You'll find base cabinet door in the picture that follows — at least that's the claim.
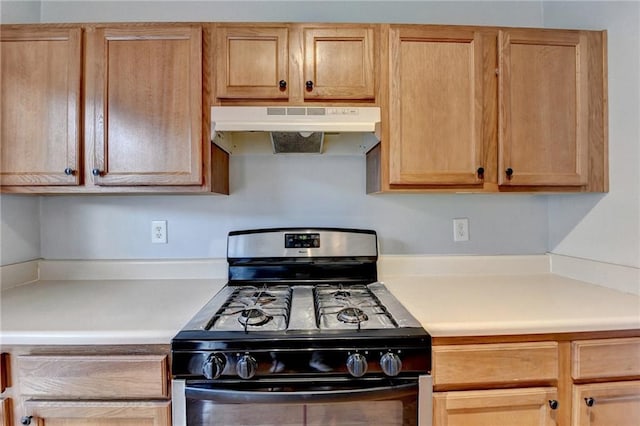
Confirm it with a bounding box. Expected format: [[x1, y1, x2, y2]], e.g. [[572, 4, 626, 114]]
[[572, 381, 640, 426], [22, 400, 171, 426], [433, 387, 558, 426]]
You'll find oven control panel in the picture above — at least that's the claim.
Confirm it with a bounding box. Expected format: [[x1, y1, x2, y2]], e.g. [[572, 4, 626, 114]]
[[285, 233, 320, 248], [173, 345, 430, 381]]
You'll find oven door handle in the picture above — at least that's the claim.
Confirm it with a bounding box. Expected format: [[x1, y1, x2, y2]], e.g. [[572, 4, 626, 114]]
[[185, 382, 418, 404]]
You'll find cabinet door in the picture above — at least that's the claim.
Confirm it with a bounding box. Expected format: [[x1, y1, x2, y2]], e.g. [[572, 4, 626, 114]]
[[303, 27, 375, 100], [498, 29, 589, 187], [388, 26, 485, 186], [572, 381, 640, 426], [434, 387, 558, 426], [23, 400, 170, 426], [215, 26, 289, 100], [0, 27, 82, 186], [87, 26, 202, 186]]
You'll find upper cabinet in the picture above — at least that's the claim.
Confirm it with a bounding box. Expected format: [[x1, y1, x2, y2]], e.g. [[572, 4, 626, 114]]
[[214, 24, 377, 103], [498, 29, 589, 188], [387, 26, 487, 187], [0, 27, 82, 186], [1, 24, 228, 194], [367, 24, 607, 193], [86, 25, 203, 186]]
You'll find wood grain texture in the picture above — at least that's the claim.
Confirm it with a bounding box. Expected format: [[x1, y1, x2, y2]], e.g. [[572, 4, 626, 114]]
[[215, 25, 289, 100], [303, 27, 375, 100], [17, 355, 168, 398], [433, 387, 558, 426], [388, 26, 485, 186], [572, 381, 640, 426], [23, 400, 170, 426], [88, 25, 203, 186], [498, 28, 589, 187], [0, 26, 82, 186], [572, 338, 640, 380], [433, 342, 558, 388]]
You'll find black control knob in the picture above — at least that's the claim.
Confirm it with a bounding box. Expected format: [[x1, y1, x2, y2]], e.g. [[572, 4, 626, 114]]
[[380, 352, 402, 377], [477, 167, 485, 178], [505, 168, 514, 178], [92, 168, 102, 177], [279, 80, 287, 89], [236, 354, 258, 379], [305, 80, 314, 91], [64, 168, 75, 176], [203, 353, 226, 380], [585, 397, 595, 407], [21, 416, 33, 425], [549, 399, 559, 410], [346, 353, 368, 377]]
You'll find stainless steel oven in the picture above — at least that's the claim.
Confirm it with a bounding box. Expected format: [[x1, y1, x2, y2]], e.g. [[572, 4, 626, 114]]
[[172, 228, 432, 426]]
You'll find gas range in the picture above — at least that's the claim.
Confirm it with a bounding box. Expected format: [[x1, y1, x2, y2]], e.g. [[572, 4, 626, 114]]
[[172, 228, 431, 382]]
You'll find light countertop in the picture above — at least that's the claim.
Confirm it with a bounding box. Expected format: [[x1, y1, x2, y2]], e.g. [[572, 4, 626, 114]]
[[1, 278, 225, 345], [383, 274, 640, 337], [1, 258, 639, 345]]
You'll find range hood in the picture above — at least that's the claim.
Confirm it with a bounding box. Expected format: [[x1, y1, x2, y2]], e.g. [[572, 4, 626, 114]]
[[211, 106, 381, 134]]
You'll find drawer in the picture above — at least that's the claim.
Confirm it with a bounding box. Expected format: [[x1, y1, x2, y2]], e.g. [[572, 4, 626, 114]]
[[433, 342, 558, 388], [572, 337, 640, 380], [17, 354, 168, 398]]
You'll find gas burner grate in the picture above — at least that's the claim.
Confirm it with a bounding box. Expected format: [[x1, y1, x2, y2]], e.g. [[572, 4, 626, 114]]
[[313, 284, 398, 330], [206, 285, 292, 332]]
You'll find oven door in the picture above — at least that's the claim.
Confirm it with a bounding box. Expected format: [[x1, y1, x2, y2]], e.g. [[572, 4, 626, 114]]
[[173, 377, 431, 426]]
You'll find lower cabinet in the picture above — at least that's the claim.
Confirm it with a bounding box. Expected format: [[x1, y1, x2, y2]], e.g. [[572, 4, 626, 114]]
[[431, 335, 640, 426], [3, 348, 171, 426], [572, 381, 640, 426], [21, 400, 170, 426], [434, 387, 558, 426]]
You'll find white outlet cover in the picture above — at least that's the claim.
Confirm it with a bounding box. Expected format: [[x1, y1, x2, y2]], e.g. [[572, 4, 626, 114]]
[[151, 220, 167, 244], [453, 218, 469, 242]]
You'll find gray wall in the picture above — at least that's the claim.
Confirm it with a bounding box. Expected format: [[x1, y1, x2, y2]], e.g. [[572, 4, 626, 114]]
[[544, 1, 640, 268], [0, 196, 40, 265]]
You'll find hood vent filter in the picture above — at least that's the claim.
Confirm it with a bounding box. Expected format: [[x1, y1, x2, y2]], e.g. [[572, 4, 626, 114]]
[[270, 132, 324, 154]]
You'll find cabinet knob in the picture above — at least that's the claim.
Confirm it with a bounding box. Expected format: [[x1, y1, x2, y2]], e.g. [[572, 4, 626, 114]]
[[64, 168, 75, 176], [92, 168, 102, 177], [305, 80, 314, 91], [505, 168, 514, 179], [21, 416, 33, 425], [548, 399, 559, 410], [585, 397, 595, 407], [477, 167, 485, 178], [279, 80, 287, 90]]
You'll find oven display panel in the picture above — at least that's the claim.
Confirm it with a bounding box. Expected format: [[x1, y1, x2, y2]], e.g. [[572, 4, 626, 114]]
[[285, 233, 320, 248]]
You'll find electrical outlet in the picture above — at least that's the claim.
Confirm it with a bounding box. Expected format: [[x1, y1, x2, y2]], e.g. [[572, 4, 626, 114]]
[[453, 218, 469, 242], [151, 220, 167, 244]]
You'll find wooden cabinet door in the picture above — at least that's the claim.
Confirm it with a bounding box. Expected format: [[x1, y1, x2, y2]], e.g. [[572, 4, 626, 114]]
[[388, 26, 485, 186], [498, 29, 589, 187], [215, 26, 289, 100], [86, 25, 202, 186], [0, 27, 82, 186], [23, 400, 170, 426], [434, 387, 558, 426], [303, 27, 375, 100], [572, 381, 640, 426]]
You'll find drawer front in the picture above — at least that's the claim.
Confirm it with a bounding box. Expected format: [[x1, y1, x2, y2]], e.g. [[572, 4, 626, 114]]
[[433, 342, 558, 388], [572, 338, 640, 380], [17, 354, 168, 398]]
